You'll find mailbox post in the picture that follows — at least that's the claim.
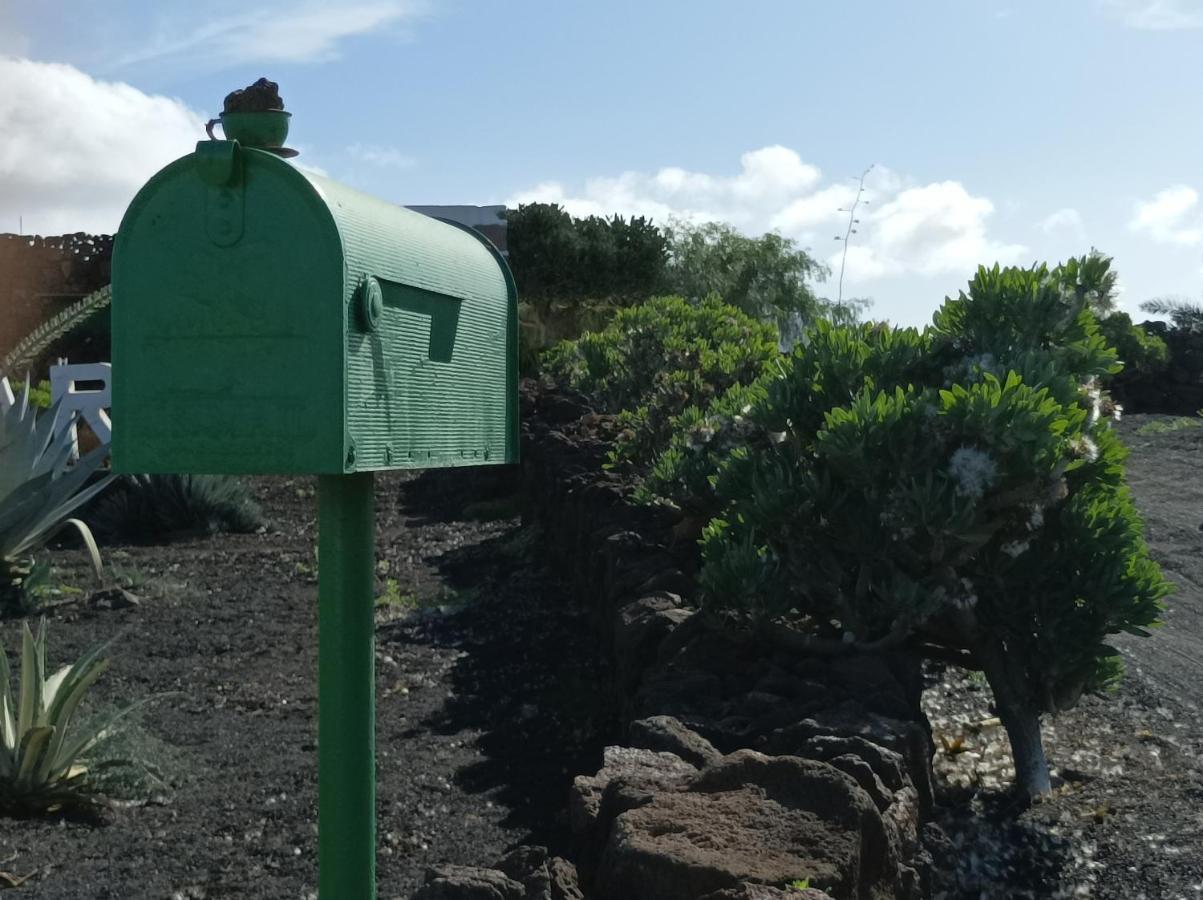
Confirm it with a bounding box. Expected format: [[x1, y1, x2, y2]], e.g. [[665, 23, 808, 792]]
[[112, 107, 518, 898]]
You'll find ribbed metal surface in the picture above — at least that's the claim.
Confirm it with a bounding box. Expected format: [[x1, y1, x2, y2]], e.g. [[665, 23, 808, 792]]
[[303, 173, 517, 472]]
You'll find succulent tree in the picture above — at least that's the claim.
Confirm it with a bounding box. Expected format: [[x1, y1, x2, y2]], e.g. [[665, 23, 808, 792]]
[[659, 259, 1169, 798]]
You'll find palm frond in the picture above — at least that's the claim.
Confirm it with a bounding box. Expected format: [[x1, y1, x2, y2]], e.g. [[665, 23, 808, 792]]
[[1, 285, 112, 377], [1139, 297, 1203, 332]]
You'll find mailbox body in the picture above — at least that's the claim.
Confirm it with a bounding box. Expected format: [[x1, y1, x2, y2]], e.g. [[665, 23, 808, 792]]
[[112, 141, 518, 475]]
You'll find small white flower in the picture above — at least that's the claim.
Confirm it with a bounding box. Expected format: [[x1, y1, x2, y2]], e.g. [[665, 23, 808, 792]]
[[1001, 540, 1030, 558], [1113, 404, 1123, 422], [949, 446, 998, 499], [1027, 504, 1045, 530], [1071, 435, 1099, 463], [768, 431, 787, 445]]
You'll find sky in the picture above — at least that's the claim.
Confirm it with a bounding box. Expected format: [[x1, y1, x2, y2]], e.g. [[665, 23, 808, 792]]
[[2, 0, 1203, 326]]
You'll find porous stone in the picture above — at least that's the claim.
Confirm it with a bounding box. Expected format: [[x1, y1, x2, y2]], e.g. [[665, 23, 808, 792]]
[[595, 750, 897, 900], [412, 865, 525, 900], [628, 715, 722, 769], [569, 746, 696, 838]]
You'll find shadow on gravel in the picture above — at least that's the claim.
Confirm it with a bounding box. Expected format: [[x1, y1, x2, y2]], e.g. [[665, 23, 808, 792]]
[[928, 788, 1080, 897], [398, 464, 524, 527], [387, 469, 619, 856]]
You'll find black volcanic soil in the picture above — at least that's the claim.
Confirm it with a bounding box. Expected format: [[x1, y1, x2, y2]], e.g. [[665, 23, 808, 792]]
[[0, 413, 1199, 899], [0, 468, 615, 899]]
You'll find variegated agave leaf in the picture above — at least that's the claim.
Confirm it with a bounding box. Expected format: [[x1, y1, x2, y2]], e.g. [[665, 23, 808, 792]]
[[0, 620, 139, 810], [0, 378, 114, 563]]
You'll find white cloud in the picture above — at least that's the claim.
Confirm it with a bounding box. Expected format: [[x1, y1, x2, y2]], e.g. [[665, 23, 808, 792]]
[[113, 1, 430, 70], [1129, 185, 1203, 245], [507, 149, 1025, 284], [1099, 0, 1203, 29], [347, 143, 415, 169], [1040, 207, 1087, 237], [0, 56, 205, 235]]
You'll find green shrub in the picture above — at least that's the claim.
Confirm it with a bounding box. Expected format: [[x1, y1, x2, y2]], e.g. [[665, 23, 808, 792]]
[[663, 220, 832, 335], [0, 381, 112, 614], [87, 474, 264, 543], [692, 259, 1169, 799], [506, 203, 669, 371], [0, 619, 148, 812], [543, 296, 780, 469], [1096, 311, 1168, 385], [7, 380, 52, 410], [640, 319, 938, 514]]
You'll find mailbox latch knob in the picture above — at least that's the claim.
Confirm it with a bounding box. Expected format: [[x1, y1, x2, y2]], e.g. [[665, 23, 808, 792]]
[[357, 276, 384, 332]]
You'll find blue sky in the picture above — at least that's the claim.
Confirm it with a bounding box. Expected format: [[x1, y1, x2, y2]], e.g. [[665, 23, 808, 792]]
[[3, 0, 1203, 324]]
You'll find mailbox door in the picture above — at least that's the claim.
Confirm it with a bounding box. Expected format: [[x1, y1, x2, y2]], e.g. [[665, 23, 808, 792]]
[[303, 175, 518, 471], [113, 145, 347, 474]]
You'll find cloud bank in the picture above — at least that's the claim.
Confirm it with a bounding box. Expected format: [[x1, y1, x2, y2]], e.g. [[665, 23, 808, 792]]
[[0, 56, 205, 235], [507, 146, 1026, 286]]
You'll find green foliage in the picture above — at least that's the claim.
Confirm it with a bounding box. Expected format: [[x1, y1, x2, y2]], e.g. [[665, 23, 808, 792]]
[[1097, 311, 1169, 382], [0, 620, 147, 812], [8, 380, 51, 410], [686, 257, 1169, 794], [664, 220, 832, 335], [86, 474, 264, 543], [543, 296, 780, 469], [641, 320, 936, 514], [375, 578, 417, 609], [1134, 415, 1203, 435], [1068, 248, 1120, 316], [506, 203, 669, 369], [0, 380, 113, 612], [506, 203, 668, 305]]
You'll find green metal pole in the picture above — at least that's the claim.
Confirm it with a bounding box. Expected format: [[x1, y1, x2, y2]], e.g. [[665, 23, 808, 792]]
[[318, 473, 376, 899]]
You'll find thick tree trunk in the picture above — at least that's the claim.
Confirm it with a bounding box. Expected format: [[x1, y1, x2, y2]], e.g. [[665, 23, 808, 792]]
[[976, 637, 1053, 800]]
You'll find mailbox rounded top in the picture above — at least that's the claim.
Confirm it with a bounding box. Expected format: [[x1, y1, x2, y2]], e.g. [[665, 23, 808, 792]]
[[112, 140, 518, 476]]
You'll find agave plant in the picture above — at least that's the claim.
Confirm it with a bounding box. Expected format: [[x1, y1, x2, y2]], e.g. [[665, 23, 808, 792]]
[[1, 377, 113, 611], [0, 619, 141, 811]]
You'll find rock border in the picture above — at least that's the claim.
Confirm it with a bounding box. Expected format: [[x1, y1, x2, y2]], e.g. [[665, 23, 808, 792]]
[[413, 382, 936, 899]]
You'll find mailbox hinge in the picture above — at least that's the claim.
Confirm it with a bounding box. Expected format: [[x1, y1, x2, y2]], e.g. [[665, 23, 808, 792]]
[[195, 140, 245, 247]]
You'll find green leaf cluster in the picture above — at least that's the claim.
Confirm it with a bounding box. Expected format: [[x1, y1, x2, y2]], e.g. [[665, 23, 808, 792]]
[[543, 296, 780, 470], [663, 220, 832, 330], [682, 258, 1168, 715]]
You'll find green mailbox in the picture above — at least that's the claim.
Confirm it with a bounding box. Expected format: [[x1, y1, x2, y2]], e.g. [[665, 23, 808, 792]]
[[111, 99, 519, 900], [112, 140, 518, 475]]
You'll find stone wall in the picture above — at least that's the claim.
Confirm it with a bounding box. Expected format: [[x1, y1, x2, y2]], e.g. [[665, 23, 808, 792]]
[[413, 382, 936, 900], [0, 232, 113, 367]]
